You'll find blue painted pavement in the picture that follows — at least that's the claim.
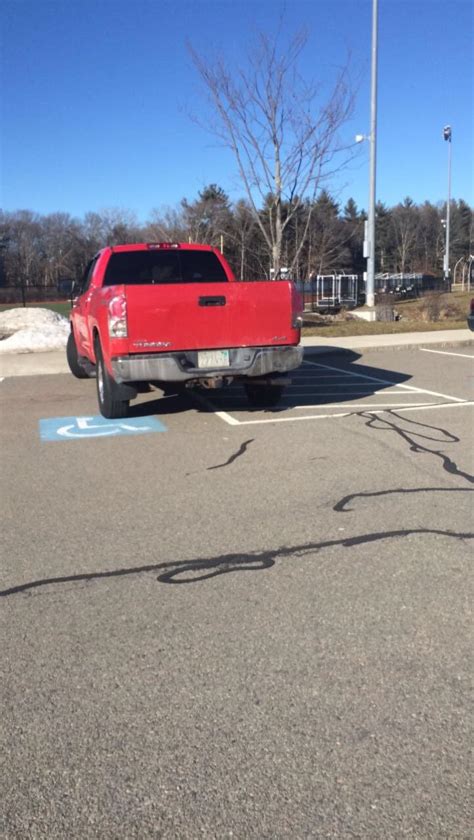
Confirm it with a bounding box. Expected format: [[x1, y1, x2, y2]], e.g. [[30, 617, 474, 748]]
[[39, 415, 167, 442]]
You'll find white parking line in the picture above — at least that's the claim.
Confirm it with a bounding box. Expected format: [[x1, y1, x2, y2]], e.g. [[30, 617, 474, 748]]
[[204, 388, 426, 402], [303, 359, 397, 385], [282, 388, 424, 395], [224, 400, 474, 426], [189, 389, 241, 425], [193, 360, 471, 426], [304, 359, 466, 402], [420, 348, 474, 359], [287, 402, 434, 410], [395, 400, 474, 413], [391, 382, 466, 402], [292, 373, 358, 378]]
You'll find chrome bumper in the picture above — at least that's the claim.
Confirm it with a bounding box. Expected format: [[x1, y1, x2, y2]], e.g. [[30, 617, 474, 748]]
[[111, 345, 304, 384]]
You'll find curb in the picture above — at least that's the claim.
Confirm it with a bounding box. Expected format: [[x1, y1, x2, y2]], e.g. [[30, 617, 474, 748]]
[[302, 337, 474, 355], [0, 335, 472, 379], [0, 351, 69, 378]]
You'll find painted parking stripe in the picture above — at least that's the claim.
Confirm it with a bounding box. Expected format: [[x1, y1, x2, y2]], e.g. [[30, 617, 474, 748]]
[[287, 402, 434, 410], [288, 386, 424, 393], [39, 415, 167, 442], [291, 373, 357, 378], [212, 391, 430, 402], [222, 400, 474, 426], [304, 359, 466, 402], [420, 348, 474, 359], [303, 359, 399, 385], [191, 358, 472, 426], [189, 389, 241, 425]]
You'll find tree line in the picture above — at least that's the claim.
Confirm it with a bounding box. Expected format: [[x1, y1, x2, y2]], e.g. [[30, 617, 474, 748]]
[[0, 189, 472, 294], [2, 30, 471, 294]]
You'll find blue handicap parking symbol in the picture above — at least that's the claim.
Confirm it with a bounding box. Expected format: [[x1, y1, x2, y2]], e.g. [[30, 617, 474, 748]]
[[39, 415, 167, 442]]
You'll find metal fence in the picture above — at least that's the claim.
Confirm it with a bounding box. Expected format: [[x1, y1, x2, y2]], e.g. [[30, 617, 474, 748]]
[[1, 273, 452, 310], [295, 272, 450, 312], [295, 275, 363, 312], [0, 283, 73, 306], [374, 273, 449, 298]]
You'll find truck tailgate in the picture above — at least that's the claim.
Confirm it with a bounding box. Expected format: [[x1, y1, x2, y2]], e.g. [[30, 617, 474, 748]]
[[125, 281, 299, 352]]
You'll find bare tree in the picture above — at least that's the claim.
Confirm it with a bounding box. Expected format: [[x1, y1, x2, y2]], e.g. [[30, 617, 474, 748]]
[[181, 184, 233, 247], [144, 206, 187, 243], [41, 213, 84, 287], [189, 28, 355, 277], [82, 208, 139, 248], [1, 211, 42, 304], [391, 198, 419, 274], [415, 202, 440, 273], [232, 199, 258, 280]]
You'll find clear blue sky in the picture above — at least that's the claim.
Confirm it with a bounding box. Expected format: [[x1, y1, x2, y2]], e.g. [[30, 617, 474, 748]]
[[1, 0, 473, 221]]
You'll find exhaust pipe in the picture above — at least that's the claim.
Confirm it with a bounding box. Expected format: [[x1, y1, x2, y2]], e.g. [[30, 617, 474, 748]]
[[185, 376, 235, 390], [201, 377, 224, 389]]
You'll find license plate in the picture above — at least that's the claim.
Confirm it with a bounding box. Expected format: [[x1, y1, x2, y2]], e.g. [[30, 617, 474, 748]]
[[197, 349, 230, 368]]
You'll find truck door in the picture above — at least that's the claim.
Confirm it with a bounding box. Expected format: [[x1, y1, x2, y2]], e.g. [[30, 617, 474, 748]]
[[73, 257, 98, 357]]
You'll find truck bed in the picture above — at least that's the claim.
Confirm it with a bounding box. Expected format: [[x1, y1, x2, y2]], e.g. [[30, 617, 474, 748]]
[[123, 281, 300, 354]]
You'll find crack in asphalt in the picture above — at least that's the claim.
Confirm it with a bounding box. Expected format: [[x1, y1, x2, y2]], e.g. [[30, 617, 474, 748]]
[[207, 438, 255, 470], [334, 486, 474, 512], [1, 528, 472, 595], [357, 410, 474, 485]]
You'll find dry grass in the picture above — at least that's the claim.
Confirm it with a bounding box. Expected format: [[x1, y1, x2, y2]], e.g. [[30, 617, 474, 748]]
[[302, 289, 471, 338], [0, 302, 71, 317]]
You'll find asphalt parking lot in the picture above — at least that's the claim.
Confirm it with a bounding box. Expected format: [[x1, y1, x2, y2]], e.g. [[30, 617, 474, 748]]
[[1, 347, 473, 839]]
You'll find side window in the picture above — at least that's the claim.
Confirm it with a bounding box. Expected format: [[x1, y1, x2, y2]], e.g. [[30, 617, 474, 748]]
[[179, 250, 228, 282], [81, 257, 98, 293], [103, 252, 181, 286]]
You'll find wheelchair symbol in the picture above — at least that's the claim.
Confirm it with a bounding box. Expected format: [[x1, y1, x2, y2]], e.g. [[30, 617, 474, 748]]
[[57, 417, 154, 438], [39, 414, 166, 442]]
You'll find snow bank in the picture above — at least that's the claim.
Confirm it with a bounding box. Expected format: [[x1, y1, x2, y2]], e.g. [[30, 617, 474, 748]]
[[0, 308, 70, 354]]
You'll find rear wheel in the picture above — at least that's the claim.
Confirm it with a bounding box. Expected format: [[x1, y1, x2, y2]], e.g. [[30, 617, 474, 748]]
[[66, 331, 89, 379], [95, 339, 129, 419], [244, 382, 285, 407]]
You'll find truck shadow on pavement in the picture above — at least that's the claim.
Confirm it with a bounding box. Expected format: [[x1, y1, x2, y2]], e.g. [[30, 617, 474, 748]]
[[126, 349, 414, 417], [274, 349, 412, 410], [126, 392, 196, 418]]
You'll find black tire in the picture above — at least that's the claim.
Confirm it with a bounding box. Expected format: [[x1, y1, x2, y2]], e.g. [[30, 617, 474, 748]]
[[95, 339, 129, 419], [244, 382, 285, 407], [66, 331, 89, 379]]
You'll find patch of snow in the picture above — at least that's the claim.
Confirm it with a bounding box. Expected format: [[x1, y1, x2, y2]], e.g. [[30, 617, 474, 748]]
[[0, 308, 70, 354], [0, 307, 69, 336]]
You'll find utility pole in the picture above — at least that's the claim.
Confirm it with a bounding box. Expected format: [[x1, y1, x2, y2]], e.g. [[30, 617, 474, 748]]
[[443, 125, 452, 288], [366, 0, 378, 309]]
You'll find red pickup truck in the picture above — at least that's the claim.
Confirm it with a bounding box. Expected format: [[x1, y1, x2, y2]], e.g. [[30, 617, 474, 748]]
[[67, 243, 303, 418]]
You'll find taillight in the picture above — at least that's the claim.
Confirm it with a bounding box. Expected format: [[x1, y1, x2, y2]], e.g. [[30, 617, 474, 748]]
[[291, 285, 304, 330], [470, 298, 474, 314], [108, 294, 128, 338], [147, 242, 180, 249]]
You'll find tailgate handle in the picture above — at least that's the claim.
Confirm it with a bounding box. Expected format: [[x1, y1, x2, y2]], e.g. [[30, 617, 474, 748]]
[[198, 295, 226, 307]]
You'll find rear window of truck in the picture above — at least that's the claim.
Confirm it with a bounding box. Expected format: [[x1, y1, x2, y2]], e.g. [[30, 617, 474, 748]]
[[103, 250, 229, 286]]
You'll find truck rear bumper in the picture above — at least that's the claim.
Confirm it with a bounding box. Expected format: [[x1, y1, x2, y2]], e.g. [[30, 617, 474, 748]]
[[111, 345, 304, 384]]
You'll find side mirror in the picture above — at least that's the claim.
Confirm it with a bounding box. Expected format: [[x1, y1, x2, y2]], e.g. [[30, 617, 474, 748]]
[[57, 278, 75, 296], [71, 280, 83, 300]]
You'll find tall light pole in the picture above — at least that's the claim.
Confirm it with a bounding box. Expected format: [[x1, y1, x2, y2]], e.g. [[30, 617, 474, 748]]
[[366, 0, 378, 309], [443, 125, 452, 287]]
